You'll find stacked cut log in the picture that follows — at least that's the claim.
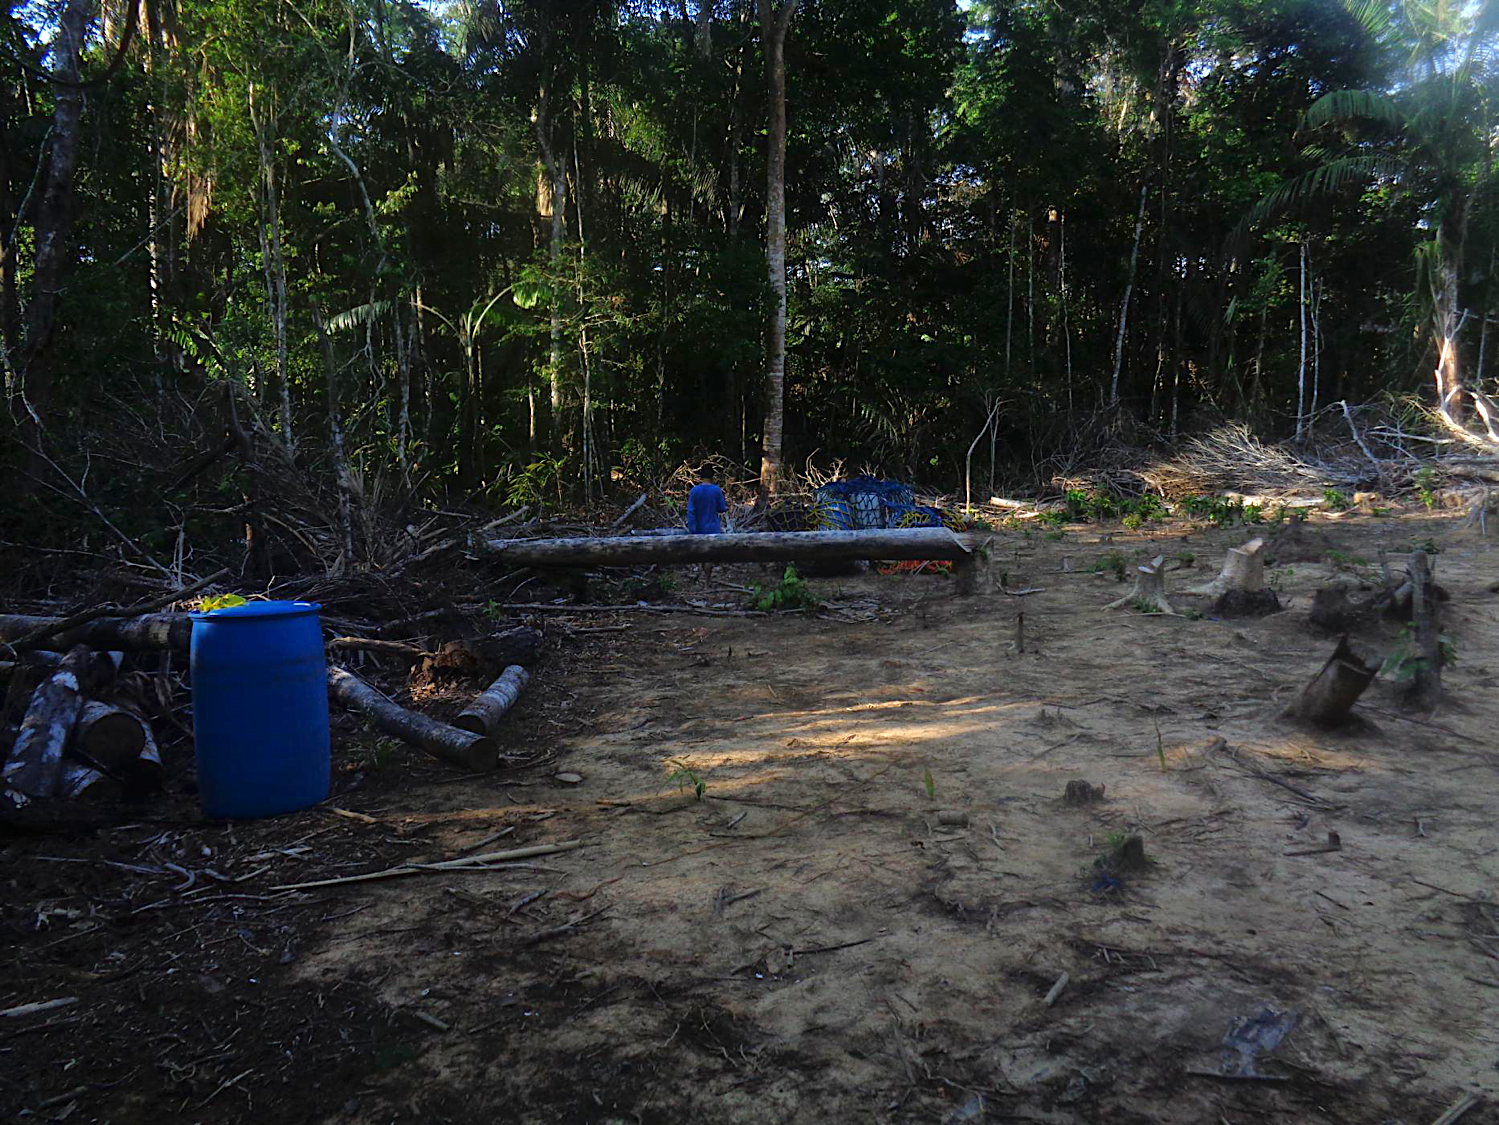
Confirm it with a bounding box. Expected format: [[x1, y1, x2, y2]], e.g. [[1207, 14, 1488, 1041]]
[[1, 646, 158, 805]]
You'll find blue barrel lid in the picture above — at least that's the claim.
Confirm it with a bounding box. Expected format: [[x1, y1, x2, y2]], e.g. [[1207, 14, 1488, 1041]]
[[190, 600, 322, 621]]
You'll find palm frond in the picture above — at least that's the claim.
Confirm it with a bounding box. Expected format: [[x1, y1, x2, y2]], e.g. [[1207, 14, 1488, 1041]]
[[1337, 0, 1395, 45], [1302, 89, 1406, 133], [326, 299, 396, 333]]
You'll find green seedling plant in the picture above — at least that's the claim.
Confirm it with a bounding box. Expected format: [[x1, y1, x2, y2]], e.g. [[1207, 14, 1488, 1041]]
[[1323, 487, 1352, 511], [1093, 551, 1128, 582], [664, 759, 706, 801], [749, 565, 822, 612], [923, 767, 936, 800], [1380, 626, 1457, 682], [1045, 529, 1067, 542], [1155, 722, 1167, 772], [1415, 466, 1439, 510]]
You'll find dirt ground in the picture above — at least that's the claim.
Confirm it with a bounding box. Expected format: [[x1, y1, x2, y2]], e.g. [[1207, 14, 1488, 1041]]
[[4, 508, 1498, 1124]]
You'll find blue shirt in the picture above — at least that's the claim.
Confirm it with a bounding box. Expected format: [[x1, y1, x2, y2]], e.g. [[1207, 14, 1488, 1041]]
[[686, 483, 727, 534]]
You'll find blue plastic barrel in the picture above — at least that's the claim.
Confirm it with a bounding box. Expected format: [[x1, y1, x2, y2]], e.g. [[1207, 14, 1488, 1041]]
[[189, 601, 330, 819], [821, 500, 855, 530]]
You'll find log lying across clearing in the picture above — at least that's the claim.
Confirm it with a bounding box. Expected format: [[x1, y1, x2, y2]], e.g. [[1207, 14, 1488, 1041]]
[[480, 528, 975, 568], [328, 667, 496, 773], [0, 613, 191, 654]]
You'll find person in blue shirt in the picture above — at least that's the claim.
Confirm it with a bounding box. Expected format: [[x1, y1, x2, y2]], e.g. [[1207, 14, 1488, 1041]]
[[686, 467, 728, 534]]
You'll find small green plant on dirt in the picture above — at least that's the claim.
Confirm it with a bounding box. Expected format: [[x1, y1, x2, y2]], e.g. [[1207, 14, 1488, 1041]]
[[1155, 723, 1167, 772], [1175, 551, 1195, 566], [923, 767, 936, 800], [663, 758, 706, 801], [1380, 626, 1457, 682], [1327, 549, 1371, 575], [1128, 596, 1158, 614], [1037, 509, 1069, 528], [1045, 529, 1067, 542], [1243, 504, 1265, 524], [1415, 466, 1439, 510], [749, 565, 822, 612], [481, 598, 505, 620], [1323, 487, 1352, 511], [1093, 551, 1128, 582], [1121, 512, 1144, 530], [505, 453, 568, 509], [623, 571, 676, 601], [360, 739, 397, 770], [1268, 506, 1289, 525], [1179, 493, 1244, 527]]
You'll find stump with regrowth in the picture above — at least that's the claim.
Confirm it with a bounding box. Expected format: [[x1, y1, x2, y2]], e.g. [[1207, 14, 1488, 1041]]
[[1282, 635, 1376, 728], [1104, 555, 1178, 615]]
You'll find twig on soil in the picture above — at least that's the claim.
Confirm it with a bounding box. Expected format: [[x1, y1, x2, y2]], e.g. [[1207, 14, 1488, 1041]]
[[268, 840, 583, 892], [1411, 876, 1484, 902], [1430, 1093, 1482, 1125], [491, 602, 766, 617], [329, 807, 379, 824], [793, 937, 878, 956], [514, 906, 610, 947], [1043, 971, 1069, 1007], [0, 996, 78, 1019], [1358, 705, 1482, 745]]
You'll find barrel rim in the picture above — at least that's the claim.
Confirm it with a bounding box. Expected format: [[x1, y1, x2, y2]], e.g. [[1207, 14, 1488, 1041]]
[[189, 600, 322, 621]]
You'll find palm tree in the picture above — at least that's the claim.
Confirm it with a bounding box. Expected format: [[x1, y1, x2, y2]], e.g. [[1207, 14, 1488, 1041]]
[[1249, 0, 1499, 447]]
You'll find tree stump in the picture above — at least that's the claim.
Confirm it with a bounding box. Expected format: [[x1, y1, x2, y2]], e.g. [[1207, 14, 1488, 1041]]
[[1104, 555, 1177, 615], [1191, 538, 1281, 616], [70, 701, 148, 773], [1309, 585, 1362, 633], [1063, 781, 1105, 806], [1282, 635, 1376, 727]]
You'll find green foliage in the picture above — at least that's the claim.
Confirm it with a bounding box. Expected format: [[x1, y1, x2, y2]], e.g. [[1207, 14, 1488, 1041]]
[[1093, 552, 1128, 582], [923, 767, 936, 801], [198, 593, 248, 611], [1323, 488, 1352, 511], [1177, 494, 1247, 527], [1045, 529, 1067, 542], [1064, 489, 1165, 525], [663, 759, 706, 801], [749, 566, 822, 613], [1380, 627, 1456, 682], [1415, 467, 1439, 510]]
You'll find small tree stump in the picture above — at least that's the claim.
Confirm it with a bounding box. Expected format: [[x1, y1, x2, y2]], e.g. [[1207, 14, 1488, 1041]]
[[1104, 555, 1177, 615], [1191, 537, 1266, 597], [1309, 586, 1361, 633], [1063, 781, 1105, 806], [1282, 635, 1376, 728]]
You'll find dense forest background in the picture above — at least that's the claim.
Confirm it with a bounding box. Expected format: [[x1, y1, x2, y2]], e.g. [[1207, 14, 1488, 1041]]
[[2, 0, 1496, 560]]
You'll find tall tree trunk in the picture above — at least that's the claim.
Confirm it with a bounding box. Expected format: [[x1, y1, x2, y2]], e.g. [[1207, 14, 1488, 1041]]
[[536, 112, 567, 448], [16, 0, 93, 456], [695, 0, 712, 56], [1296, 239, 1308, 440], [0, 79, 21, 381], [1110, 184, 1148, 404], [757, 0, 796, 497], [1431, 248, 1467, 427], [250, 87, 293, 456], [312, 309, 356, 573]]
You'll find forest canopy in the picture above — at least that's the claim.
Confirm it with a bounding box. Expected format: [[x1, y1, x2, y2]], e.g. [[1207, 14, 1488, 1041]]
[[2, 0, 1496, 525]]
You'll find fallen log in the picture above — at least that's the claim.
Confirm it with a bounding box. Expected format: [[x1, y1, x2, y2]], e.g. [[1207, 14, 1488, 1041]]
[[1282, 636, 1376, 727], [71, 701, 148, 772], [3, 647, 99, 799], [328, 667, 496, 772], [0, 613, 190, 654], [479, 528, 974, 568], [455, 666, 530, 736], [0, 568, 228, 653]]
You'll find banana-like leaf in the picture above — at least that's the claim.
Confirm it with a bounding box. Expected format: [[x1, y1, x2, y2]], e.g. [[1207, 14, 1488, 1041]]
[[326, 299, 396, 333]]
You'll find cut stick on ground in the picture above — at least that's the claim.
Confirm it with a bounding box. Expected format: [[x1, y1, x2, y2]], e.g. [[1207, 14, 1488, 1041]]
[[1431, 1093, 1481, 1125], [327, 637, 429, 662], [1043, 971, 1069, 1007], [328, 667, 497, 772], [1282, 635, 1376, 728], [454, 665, 530, 737], [269, 840, 583, 892], [1103, 555, 1178, 615], [610, 492, 649, 529], [1407, 550, 1442, 709], [3, 646, 97, 798], [0, 996, 78, 1019]]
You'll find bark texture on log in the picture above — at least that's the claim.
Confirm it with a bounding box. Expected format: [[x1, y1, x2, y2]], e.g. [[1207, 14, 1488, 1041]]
[[3, 646, 93, 798], [1282, 635, 1375, 727], [328, 667, 495, 772], [480, 528, 973, 568], [455, 666, 530, 736], [0, 614, 190, 654]]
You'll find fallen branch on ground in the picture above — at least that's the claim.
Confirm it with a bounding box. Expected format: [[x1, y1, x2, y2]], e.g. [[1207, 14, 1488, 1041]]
[[269, 840, 583, 892], [328, 666, 496, 772]]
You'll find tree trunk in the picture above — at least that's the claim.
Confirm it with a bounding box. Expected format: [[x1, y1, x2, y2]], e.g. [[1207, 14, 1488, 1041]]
[[1283, 635, 1375, 728], [312, 310, 357, 572], [536, 87, 567, 447], [15, 0, 93, 461], [479, 527, 974, 569], [250, 87, 294, 455], [1296, 239, 1308, 440], [1111, 184, 1148, 404], [1431, 251, 1466, 427], [757, 0, 796, 498]]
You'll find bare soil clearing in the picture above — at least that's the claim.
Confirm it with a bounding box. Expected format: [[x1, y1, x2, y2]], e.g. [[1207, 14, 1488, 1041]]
[[4, 511, 1497, 1124]]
